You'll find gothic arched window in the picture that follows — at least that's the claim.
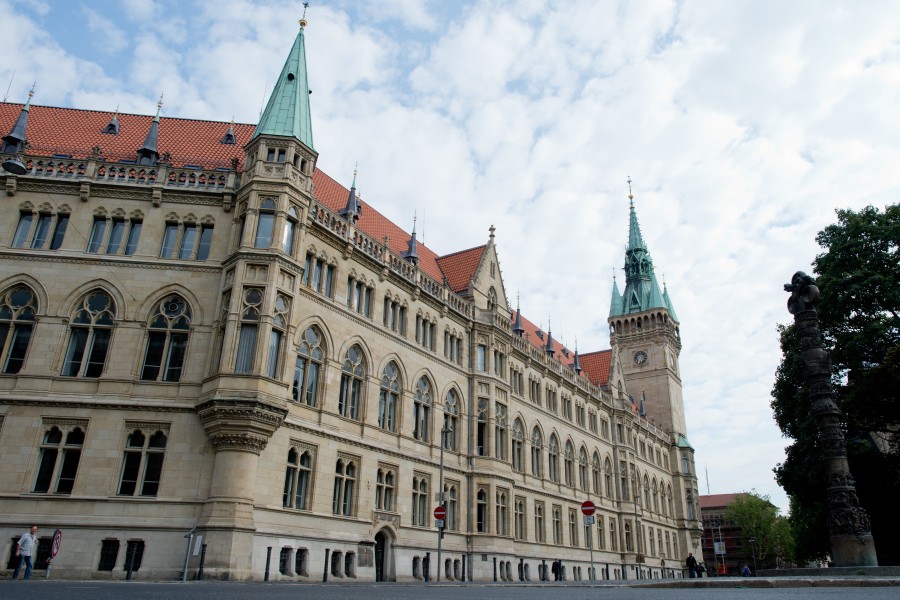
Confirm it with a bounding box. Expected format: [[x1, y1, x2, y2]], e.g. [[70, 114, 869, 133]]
[[293, 326, 324, 407], [62, 290, 116, 378], [0, 285, 37, 374], [141, 294, 191, 382]]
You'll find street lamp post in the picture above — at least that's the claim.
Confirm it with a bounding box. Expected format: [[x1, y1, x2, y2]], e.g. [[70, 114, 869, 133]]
[[437, 421, 452, 583], [748, 537, 757, 575]]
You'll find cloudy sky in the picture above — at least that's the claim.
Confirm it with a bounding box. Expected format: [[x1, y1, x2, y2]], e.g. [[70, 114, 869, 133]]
[[5, 0, 900, 512]]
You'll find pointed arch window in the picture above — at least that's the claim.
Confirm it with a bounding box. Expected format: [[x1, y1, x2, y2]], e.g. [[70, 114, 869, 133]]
[[283, 206, 299, 254], [338, 345, 365, 420], [511, 419, 524, 472], [293, 326, 323, 407], [255, 198, 277, 248], [443, 389, 459, 451], [234, 288, 263, 373], [375, 467, 395, 511], [267, 295, 289, 379], [118, 429, 167, 497], [412, 475, 428, 527], [591, 452, 602, 496], [283, 447, 313, 510], [33, 425, 85, 494], [548, 435, 559, 483], [332, 458, 356, 516], [141, 295, 191, 382], [578, 447, 589, 490], [531, 428, 543, 477], [564, 441, 575, 487], [62, 290, 116, 378], [476, 488, 488, 532], [0, 285, 37, 374], [377, 362, 400, 432], [604, 458, 613, 499], [494, 402, 507, 460], [413, 376, 432, 442], [444, 482, 459, 531]]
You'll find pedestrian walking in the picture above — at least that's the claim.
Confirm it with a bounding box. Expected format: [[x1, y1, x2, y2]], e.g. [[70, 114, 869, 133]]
[[685, 552, 697, 578], [12, 525, 38, 580]]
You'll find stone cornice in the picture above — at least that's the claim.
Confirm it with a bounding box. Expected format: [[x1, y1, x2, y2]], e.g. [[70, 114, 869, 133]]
[[0, 250, 222, 274]]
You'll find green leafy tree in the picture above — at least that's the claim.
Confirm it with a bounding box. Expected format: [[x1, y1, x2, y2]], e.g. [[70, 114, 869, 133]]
[[771, 203, 900, 564], [725, 492, 794, 566]]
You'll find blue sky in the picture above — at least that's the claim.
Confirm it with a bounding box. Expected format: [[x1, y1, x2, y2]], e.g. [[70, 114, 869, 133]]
[[5, 0, 900, 513]]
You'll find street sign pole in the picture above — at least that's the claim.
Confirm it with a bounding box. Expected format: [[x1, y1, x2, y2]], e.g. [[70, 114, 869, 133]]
[[587, 517, 594, 580], [581, 500, 597, 581]]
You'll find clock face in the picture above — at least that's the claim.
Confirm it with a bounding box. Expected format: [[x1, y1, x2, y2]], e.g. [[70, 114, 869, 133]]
[[634, 351, 648, 365]]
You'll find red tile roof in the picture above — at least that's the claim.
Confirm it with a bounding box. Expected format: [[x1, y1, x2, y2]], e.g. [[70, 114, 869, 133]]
[[436, 245, 485, 293], [0, 103, 253, 170], [579, 350, 612, 387], [700, 493, 744, 509], [513, 311, 592, 379], [311, 169, 445, 282]]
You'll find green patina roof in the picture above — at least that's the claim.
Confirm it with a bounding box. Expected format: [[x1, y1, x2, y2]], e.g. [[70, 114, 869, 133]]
[[676, 434, 693, 449], [663, 283, 679, 322], [254, 25, 314, 148], [609, 199, 677, 320]]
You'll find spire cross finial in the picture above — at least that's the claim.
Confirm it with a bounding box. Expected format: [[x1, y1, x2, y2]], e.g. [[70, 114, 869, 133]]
[[489, 224, 495, 240], [157, 93, 164, 111], [299, 2, 310, 28], [28, 82, 36, 99], [627, 175, 634, 206], [353, 161, 358, 178]]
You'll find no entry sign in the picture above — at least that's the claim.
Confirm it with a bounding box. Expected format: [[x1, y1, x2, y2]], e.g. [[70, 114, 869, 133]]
[[434, 506, 447, 520], [581, 500, 596, 517]]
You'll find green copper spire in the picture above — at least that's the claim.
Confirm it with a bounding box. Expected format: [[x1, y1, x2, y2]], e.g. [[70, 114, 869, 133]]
[[609, 273, 624, 318], [609, 181, 670, 317], [663, 281, 679, 322], [254, 18, 314, 149]]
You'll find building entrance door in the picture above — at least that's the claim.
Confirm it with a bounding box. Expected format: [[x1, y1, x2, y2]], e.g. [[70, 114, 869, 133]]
[[375, 531, 386, 582]]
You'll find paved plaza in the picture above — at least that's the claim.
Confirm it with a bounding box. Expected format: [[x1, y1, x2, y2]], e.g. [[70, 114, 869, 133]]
[[3, 579, 898, 600]]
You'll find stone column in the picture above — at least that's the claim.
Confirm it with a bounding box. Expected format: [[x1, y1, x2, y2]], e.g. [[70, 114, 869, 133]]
[[785, 271, 877, 566], [196, 398, 288, 579]]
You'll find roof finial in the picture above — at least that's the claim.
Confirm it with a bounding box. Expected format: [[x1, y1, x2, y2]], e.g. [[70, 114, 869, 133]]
[[299, 2, 309, 28], [28, 82, 35, 100], [627, 175, 634, 207], [489, 224, 496, 241], [412, 210, 417, 233], [612, 267, 616, 282], [353, 161, 358, 186]]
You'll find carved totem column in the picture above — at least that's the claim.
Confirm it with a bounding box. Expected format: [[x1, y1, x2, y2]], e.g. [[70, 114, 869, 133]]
[[785, 271, 878, 566], [196, 398, 288, 578]]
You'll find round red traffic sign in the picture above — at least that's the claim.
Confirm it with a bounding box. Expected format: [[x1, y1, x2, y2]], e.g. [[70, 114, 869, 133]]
[[51, 529, 62, 557], [581, 500, 596, 516], [434, 506, 447, 520]]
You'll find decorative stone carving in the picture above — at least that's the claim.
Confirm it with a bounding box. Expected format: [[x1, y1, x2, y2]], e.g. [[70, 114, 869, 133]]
[[6, 176, 16, 196], [207, 432, 269, 454], [152, 188, 162, 207], [784, 271, 877, 566], [79, 182, 90, 202], [197, 398, 287, 455]]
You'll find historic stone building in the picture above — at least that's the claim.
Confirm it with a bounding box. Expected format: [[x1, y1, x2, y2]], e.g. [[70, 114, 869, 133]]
[[0, 19, 702, 582]]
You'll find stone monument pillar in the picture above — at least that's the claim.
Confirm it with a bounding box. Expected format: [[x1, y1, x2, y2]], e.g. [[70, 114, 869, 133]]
[[785, 271, 878, 566]]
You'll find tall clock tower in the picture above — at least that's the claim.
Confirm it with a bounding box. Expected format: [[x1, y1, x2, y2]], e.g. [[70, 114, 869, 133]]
[[608, 190, 686, 437]]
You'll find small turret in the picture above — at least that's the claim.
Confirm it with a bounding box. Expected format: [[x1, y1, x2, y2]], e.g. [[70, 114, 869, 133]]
[[136, 95, 163, 166], [544, 319, 555, 357], [511, 294, 525, 336], [339, 167, 362, 223], [1, 85, 34, 174], [402, 214, 419, 264]]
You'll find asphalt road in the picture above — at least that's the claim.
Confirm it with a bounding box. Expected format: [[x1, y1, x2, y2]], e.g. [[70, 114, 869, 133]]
[[1, 581, 897, 600]]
